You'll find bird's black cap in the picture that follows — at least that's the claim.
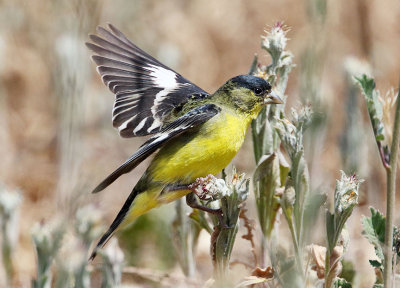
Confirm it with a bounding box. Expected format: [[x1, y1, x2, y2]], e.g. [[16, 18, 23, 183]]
[[230, 75, 272, 96]]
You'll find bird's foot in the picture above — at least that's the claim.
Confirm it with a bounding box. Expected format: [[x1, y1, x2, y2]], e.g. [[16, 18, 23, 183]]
[[185, 192, 228, 229]]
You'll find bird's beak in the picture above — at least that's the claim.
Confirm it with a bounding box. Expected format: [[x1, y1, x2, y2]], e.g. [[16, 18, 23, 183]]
[[263, 90, 283, 104]]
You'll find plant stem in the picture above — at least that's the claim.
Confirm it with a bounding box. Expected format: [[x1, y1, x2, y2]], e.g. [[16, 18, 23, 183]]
[[211, 174, 249, 285], [288, 217, 303, 275], [1, 223, 13, 287], [383, 87, 400, 288], [260, 235, 268, 267], [324, 251, 331, 288], [214, 224, 239, 284]]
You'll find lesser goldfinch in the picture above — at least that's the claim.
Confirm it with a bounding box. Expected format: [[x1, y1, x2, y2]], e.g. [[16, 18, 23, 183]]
[[86, 24, 282, 260]]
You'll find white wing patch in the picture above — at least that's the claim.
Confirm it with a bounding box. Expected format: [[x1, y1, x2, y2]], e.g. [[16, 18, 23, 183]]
[[147, 64, 179, 89], [132, 117, 148, 134], [146, 117, 163, 133], [147, 64, 181, 133], [86, 24, 210, 137], [118, 116, 135, 132], [148, 88, 175, 132]]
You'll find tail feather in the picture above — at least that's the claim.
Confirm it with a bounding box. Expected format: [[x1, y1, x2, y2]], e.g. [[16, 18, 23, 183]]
[[89, 188, 140, 261]]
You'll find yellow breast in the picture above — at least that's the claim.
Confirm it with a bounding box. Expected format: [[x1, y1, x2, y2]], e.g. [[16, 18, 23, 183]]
[[149, 109, 252, 184]]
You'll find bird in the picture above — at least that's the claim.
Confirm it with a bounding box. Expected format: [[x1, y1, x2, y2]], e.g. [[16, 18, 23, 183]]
[[86, 24, 283, 260]]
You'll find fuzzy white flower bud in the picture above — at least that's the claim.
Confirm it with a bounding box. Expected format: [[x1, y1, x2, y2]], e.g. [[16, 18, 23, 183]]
[[334, 171, 362, 214], [262, 22, 288, 54]]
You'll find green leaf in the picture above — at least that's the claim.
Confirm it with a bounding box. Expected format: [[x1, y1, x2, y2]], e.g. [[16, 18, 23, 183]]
[[355, 74, 385, 142], [291, 150, 310, 244], [361, 207, 385, 261], [355, 74, 375, 98], [369, 259, 382, 269], [278, 151, 290, 186], [253, 153, 277, 182], [253, 153, 281, 237], [371, 210, 386, 244], [369, 207, 385, 243], [334, 278, 352, 288], [327, 172, 362, 253]]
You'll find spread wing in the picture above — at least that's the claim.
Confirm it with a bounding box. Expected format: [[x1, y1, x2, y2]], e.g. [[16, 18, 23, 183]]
[[86, 24, 209, 137], [92, 104, 221, 193]]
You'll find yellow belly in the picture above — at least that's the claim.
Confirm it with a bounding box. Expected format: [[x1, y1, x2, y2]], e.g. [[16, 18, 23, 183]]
[[120, 110, 252, 230], [148, 110, 251, 184]]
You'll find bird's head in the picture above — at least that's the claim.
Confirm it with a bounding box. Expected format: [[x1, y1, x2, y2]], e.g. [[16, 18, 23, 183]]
[[214, 75, 283, 117]]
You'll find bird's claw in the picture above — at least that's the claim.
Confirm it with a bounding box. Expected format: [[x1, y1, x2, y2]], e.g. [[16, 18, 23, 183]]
[[185, 193, 228, 228]]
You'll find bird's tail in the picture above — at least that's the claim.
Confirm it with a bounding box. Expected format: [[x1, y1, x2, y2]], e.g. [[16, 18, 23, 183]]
[[89, 185, 159, 261]]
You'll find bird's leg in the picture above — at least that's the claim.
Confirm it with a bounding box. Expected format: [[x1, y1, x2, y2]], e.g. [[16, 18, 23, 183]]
[[186, 193, 225, 228], [162, 184, 191, 193], [163, 182, 225, 226]]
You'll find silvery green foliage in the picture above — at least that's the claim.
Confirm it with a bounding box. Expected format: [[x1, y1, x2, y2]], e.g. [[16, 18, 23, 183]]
[[73, 205, 104, 288], [334, 278, 352, 288], [180, 173, 234, 273], [213, 170, 250, 282], [261, 23, 287, 65], [0, 187, 22, 286], [361, 207, 386, 272], [275, 117, 302, 158], [50, 205, 105, 288], [361, 206, 400, 283], [75, 204, 103, 249], [176, 170, 249, 283], [253, 152, 288, 239], [355, 74, 390, 168], [275, 108, 312, 248], [275, 107, 312, 158], [32, 220, 65, 288], [357, 74, 400, 287], [326, 171, 362, 253], [54, 237, 86, 288], [355, 75, 385, 142], [99, 238, 124, 288], [325, 172, 362, 288], [218, 171, 250, 226], [251, 22, 293, 161], [291, 106, 313, 133], [334, 172, 360, 215], [251, 24, 294, 264], [261, 22, 294, 95]]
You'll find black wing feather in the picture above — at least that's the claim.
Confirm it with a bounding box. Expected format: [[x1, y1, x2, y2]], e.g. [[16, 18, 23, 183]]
[[92, 104, 221, 194], [86, 24, 209, 137]]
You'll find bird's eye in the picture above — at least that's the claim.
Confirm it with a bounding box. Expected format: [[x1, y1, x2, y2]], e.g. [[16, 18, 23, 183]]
[[254, 88, 263, 95]]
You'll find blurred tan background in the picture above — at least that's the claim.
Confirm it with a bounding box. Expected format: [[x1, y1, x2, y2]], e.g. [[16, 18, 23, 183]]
[[0, 0, 399, 286]]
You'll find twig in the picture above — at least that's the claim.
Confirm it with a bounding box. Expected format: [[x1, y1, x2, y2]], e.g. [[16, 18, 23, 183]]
[[240, 206, 258, 266], [383, 86, 400, 288]]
